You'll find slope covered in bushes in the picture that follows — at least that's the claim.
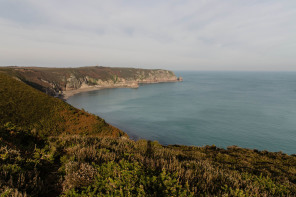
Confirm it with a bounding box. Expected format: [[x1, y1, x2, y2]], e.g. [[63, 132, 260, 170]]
[[0, 126, 295, 196], [0, 72, 125, 137]]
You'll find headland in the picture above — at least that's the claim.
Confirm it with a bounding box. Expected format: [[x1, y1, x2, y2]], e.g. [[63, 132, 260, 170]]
[[0, 66, 182, 99]]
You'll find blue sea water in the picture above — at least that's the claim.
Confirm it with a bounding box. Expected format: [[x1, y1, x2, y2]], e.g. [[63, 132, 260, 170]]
[[67, 71, 296, 154]]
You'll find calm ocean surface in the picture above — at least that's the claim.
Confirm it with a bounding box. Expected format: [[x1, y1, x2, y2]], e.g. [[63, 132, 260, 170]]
[[67, 71, 296, 154]]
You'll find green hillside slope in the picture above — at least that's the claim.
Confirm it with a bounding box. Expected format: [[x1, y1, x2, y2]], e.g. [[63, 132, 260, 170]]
[[1, 131, 296, 196], [0, 72, 125, 137]]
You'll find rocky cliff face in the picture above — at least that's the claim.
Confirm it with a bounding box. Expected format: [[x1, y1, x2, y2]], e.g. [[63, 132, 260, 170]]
[[0, 66, 182, 97], [62, 68, 180, 92], [65, 74, 140, 91]]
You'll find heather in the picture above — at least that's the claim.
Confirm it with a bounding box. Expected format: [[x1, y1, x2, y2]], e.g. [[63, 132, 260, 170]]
[[1, 124, 296, 196]]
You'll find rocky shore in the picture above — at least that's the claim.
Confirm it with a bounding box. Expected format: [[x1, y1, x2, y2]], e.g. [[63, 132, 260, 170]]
[[62, 77, 181, 99]]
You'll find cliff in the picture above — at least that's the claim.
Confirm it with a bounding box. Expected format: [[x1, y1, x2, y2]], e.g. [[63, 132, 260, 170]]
[[0, 66, 182, 98]]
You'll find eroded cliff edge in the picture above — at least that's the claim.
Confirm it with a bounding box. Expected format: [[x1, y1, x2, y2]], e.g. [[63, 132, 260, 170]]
[[0, 66, 182, 99]]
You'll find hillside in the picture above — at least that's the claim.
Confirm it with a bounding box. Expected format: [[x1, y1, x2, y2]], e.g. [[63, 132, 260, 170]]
[[0, 66, 182, 98], [1, 70, 296, 196], [1, 128, 296, 196], [0, 72, 125, 137]]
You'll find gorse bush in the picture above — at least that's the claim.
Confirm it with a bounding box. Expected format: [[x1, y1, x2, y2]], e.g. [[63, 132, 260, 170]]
[[63, 161, 96, 190]]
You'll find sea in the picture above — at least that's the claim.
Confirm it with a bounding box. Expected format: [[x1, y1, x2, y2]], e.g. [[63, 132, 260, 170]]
[[67, 71, 296, 154]]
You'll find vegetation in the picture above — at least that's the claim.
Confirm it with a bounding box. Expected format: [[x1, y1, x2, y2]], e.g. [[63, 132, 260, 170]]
[[0, 72, 125, 137], [1, 125, 295, 196], [1, 72, 296, 196]]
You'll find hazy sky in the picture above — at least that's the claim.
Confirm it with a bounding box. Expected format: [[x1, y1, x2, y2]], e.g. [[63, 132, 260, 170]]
[[0, 0, 295, 70]]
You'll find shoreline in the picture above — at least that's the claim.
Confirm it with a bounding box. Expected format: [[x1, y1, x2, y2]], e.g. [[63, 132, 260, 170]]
[[62, 86, 104, 100], [61, 80, 180, 100]]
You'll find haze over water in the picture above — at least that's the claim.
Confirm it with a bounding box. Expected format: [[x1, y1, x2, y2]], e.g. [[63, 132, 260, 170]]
[[67, 71, 296, 154]]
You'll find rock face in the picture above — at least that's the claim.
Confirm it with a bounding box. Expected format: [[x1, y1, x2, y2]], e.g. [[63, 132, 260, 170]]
[[0, 66, 181, 97]]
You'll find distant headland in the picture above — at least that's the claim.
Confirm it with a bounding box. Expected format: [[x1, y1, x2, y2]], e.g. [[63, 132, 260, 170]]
[[0, 66, 182, 99]]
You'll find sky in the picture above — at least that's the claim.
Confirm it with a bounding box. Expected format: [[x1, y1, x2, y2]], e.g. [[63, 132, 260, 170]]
[[0, 0, 295, 71]]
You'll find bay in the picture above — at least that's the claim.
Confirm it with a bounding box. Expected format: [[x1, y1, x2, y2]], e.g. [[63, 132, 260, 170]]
[[67, 71, 296, 154]]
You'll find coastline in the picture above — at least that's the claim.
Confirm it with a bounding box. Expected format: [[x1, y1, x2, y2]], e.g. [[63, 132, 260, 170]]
[[62, 86, 104, 100], [62, 80, 180, 100]]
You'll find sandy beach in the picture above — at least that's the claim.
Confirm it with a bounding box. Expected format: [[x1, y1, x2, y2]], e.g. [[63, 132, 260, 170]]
[[62, 86, 103, 100], [61, 79, 179, 100], [62, 84, 140, 100]]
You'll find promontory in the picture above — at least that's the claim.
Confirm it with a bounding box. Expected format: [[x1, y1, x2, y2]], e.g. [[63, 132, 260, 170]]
[[0, 66, 182, 99]]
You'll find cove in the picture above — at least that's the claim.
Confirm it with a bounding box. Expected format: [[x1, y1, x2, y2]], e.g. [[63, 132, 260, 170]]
[[67, 71, 296, 154]]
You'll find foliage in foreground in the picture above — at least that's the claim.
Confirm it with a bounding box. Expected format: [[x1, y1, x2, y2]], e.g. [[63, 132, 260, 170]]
[[1, 124, 295, 197]]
